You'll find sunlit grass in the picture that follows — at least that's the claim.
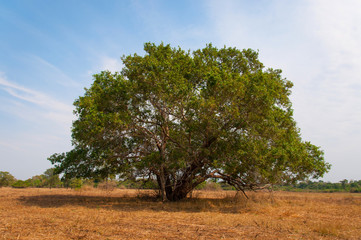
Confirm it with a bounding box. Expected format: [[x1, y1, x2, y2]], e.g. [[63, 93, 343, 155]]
[[0, 188, 360, 239]]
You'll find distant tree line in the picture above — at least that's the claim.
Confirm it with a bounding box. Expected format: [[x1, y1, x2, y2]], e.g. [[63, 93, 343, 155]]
[[0, 169, 167, 190], [0, 169, 62, 188], [275, 180, 361, 193], [1, 170, 360, 193], [0, 169, 234, 191]]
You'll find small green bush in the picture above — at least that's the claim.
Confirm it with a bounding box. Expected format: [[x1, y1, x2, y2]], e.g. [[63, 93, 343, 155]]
[[12, 180, 30, 188], [69, 178, 83, 189]]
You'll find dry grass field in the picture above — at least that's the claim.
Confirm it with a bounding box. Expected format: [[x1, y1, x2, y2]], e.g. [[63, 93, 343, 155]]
[[0, 187, 360, 239]]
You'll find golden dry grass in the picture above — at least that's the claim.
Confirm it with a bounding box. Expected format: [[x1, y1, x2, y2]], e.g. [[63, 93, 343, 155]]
[[1, 187, 360, 239]]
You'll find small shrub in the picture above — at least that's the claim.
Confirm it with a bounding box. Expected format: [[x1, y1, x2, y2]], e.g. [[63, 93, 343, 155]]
[[12, 180, 30, 188], [140, 179, 158, 189], [69, 178, 83, 189], [195, 181, 206, 190]]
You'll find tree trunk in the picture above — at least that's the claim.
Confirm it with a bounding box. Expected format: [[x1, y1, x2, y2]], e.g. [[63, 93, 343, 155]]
[[165, 179, 193, 201], [157, 166, 167, 202], [168, 187, 190, 201], [157, 168, 206, 201]]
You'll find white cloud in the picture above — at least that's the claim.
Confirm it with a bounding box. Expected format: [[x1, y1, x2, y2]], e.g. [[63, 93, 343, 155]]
[[86, 56, 124, 78], [100, 56, 124, 73]]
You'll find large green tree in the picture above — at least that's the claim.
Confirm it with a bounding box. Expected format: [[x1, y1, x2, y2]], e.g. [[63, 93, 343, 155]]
[[49, 43, 330, 201]]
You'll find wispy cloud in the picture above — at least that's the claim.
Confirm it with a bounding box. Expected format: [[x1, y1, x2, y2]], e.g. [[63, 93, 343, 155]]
[[29, 55, 81, 88], [0, 73, 74, 178], [0, 73, 74, 128], [0, 74, 72, 112]]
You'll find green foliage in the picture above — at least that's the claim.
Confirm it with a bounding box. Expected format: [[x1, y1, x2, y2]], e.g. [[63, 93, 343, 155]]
[[276, 179, 361, 193], [27, 175, 46, 187], [42, 168, 62, 188], [18, 168, 63, 188], [12, 180, 30, 188], [195, 181, 207, 190], [195, 181, 223, 191], [6, 168, 62, 189], [0, 171, 16, 187], [49, 43, 330, 201], [118, 178, 158, 189], [69, 178, 83, 189]]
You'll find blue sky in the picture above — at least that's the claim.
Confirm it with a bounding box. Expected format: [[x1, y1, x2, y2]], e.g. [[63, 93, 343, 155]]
[[1, 0, 360, 182]]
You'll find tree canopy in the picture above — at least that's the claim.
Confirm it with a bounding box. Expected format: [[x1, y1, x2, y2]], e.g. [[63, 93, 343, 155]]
[[0, 171, 16, 187], [49, 43, 330, 201]]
